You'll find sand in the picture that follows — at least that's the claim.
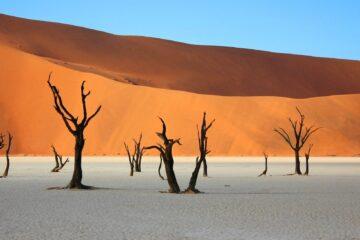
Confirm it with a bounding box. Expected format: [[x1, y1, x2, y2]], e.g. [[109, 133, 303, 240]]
[[0, 14, 359, 156], [0, 157, 360, 240], [1, 13, 360, 98], [0, 44, 359, 156]]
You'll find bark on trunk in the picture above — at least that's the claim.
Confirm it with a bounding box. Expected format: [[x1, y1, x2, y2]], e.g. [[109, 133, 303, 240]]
[[67, 134, 85, 188], [135, 162, 141, 172], [258, 153, 268, 177], [303, 144, 312, 176], [304, 156, 309, 175], [163, 152, 180, 193], [185, 157, 202, 193], [158, 155, 165, 180], [295, 150, 302, 175], [130, 166, 134, 176], [2, 133, 12, 178], [203, 159, 208, 177]]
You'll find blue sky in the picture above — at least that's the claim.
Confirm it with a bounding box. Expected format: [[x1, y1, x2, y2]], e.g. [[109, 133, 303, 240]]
[[1, 0, 359, 60]]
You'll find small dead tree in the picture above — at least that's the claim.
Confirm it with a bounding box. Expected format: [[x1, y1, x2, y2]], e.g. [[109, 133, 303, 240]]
[[48, 73, 101, 189], [274, 107, 320, 175], [144, 117, 181, 193], [124, 133, 145, 176], [133, 134, 145, 172], [304, 144, 313, 176], [1, 133, 12, 178], [258, 152, 268, 177], [185, 112, 215, 193], [124, 142, 135, 176], [50, 145, 69, 172]]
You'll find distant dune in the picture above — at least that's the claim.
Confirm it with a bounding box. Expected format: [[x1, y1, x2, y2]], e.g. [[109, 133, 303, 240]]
[[1, 13, 360, 98], [0, 14, 359, 156]]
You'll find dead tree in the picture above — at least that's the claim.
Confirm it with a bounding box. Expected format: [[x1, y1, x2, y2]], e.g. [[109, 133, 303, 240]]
[[1, 133, 12, 178], [48, 73, 101, 189], [51, 145, 69, 172], [144, 117, 181, 193], [258, 152, 268, 177], [133, 134, 145, 172], [124, 142, 135, 176], [124, 133, 145, 176], [304, 144, 313, 176], [185, 112, 215, 193], [274, 107, 320, 175]]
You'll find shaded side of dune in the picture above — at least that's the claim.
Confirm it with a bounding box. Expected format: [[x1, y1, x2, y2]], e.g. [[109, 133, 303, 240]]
[[0, 45, 359, 156], [0, 13, 360, 98]]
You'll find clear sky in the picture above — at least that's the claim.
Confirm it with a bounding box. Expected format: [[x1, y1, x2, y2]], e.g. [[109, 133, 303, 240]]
[[1, 0, 359, 60]]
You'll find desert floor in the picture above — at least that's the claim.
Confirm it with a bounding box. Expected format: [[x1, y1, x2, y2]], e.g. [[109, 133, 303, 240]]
[[0, 157, 360, 240]]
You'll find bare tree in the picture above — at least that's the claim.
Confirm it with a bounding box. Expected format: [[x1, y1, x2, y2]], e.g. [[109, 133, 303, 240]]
[[304, 144, 313, 176], [48, 73, 101, 189], [124, 142, 135, 176], [124, 133, 145, 176], [258, 152, 268, 177], [133, 134, 145, 172], [144, 117, 181, 193], [50, 145, 69, 172], [185, 112, 215, 193], [274, 107, 320, 175], [1, 133, 12, 178]]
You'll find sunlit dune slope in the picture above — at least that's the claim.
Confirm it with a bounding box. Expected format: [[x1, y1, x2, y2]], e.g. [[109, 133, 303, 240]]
[[0, 45, 359, 156], [0, 13, 360, 98]]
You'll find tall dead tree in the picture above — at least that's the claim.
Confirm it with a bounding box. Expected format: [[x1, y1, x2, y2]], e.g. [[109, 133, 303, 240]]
[[258, 152, 268, 177], [274, 107, 320, 175], [304, 144, 313, 176], [185, 112, 215, 193], [50, 145, 69, 172], [144, 117, 181, 193], [124, 142, 135, 176], [0, 133, 12, 178], [48, 73, 101, 189]]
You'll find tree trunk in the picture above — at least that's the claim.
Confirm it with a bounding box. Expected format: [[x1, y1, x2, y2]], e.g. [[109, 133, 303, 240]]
[[158, 155, 165, 180], [130, 164, 134, 176], [2, 133, 12, 178], [163, 153, 180, 193], [265, 157, 268, 172], [135, 161, 141, 172], [203, 159, 208, 177], [138, 157, 142, 172], [295, 150, 302, 175], [304, 156, 309, 175], [67, 134, 85, 188], [3, 151, 10, 177], [185, 157, 202, 193]]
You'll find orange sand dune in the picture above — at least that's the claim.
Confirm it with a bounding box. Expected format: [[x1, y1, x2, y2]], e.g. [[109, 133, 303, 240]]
[[0, 45, 359, 156], [1, 13, 360, 98]]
